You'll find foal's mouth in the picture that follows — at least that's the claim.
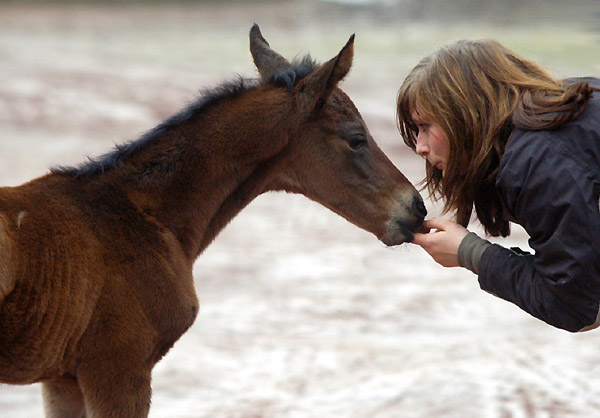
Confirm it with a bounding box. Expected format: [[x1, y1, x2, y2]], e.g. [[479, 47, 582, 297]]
[[380, 217, 423, 246], [398, 218, 424, 243]]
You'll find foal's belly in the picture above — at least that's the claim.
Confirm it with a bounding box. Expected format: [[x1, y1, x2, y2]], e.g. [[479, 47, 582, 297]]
[[0, 328, 65, 385], [0, 271, 92, 385], [0, 303, 79, 385]]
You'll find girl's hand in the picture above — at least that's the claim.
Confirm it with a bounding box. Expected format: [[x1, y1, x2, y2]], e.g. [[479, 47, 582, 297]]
[[412, 218, 469, 268]]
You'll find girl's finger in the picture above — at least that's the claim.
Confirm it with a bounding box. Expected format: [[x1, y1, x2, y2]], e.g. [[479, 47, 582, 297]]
[[422, 217, 452, 231], [412, 232, 434, 247]]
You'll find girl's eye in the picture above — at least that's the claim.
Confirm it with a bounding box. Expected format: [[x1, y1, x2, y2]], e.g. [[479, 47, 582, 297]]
[[417, 123, 430, 132], [347, 135, 368, 150]]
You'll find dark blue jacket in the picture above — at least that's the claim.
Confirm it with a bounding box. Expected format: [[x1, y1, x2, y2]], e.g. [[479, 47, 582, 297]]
[[478, 77, 600, 332]]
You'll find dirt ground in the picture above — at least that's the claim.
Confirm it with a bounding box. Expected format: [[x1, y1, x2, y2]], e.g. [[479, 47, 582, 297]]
[[1, 2, 600, 417]]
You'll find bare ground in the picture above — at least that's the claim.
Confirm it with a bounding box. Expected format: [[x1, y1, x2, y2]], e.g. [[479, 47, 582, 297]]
[[1, 2, 600, 417]]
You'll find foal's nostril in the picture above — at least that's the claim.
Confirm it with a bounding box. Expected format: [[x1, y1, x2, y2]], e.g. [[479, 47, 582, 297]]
[[412, 196, 427, 220]]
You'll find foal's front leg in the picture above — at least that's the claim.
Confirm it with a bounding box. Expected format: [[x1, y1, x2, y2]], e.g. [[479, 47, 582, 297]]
[[42, 377, 86, 418], [78, 364, 152, 418]]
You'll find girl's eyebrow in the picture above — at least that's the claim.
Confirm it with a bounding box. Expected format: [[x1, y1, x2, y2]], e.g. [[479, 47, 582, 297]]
[[411, 112, 423, 122], [411, 108, 429, 122], [412, 114, 428, 125]]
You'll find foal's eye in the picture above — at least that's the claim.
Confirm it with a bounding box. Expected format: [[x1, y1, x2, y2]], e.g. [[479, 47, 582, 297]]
[[347, 135, 368, 150]]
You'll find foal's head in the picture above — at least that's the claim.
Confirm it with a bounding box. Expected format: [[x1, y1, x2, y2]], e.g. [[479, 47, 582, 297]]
[[250, 25, 425, 245]]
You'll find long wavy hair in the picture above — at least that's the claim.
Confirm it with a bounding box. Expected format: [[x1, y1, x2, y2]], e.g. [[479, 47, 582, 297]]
[[397, 39, 596, 237]]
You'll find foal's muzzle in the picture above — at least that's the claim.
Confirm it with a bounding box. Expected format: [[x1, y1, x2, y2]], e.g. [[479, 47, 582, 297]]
[[382, 193, 427, 246]]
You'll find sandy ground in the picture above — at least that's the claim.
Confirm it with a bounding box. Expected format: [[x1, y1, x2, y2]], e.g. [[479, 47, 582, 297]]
[[1, 2, 600, 417]]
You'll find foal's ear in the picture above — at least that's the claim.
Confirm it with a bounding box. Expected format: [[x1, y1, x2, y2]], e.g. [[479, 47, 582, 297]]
[[296, 34, 354, 114], [249, 24, 290, 80]]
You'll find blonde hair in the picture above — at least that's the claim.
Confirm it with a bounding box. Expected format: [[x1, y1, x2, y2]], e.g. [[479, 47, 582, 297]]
[[397, 39, 595, 236]]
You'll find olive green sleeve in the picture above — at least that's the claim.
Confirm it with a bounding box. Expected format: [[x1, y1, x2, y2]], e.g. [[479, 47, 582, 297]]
[[457, 232, 492, 274]]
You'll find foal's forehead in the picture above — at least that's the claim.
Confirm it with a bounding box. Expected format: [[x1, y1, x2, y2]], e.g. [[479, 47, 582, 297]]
[[327, 89, 367, 134], [328, 89, 360, 116]]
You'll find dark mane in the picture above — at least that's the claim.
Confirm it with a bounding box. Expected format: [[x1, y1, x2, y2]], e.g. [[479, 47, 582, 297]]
[[51, 77, 257, 178], [269, 55, 317, 88], [51, 55, 319, 178]]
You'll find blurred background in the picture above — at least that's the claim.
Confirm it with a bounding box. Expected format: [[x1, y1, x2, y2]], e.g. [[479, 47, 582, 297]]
[[0, 1, 599, 417]]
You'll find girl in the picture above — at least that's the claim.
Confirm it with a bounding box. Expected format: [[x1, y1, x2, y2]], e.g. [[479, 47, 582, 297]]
[[397, 39, 600, 332]]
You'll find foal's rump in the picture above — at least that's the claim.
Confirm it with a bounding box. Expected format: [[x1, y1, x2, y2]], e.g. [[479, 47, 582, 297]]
[[0, 212, 15, 305]]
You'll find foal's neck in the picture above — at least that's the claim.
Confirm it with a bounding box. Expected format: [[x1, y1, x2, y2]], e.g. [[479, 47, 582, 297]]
[[118, 92, 292, 261]]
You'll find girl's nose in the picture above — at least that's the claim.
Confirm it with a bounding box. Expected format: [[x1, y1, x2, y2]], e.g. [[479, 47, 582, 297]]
[[415, 137, 429, 157]]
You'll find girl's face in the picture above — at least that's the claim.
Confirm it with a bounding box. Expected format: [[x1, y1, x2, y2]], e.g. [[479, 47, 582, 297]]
[[411, 110, 450, 173]]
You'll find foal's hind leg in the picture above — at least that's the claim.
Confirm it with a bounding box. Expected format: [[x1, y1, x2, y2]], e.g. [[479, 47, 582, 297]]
[[42, 377, 86, 418]]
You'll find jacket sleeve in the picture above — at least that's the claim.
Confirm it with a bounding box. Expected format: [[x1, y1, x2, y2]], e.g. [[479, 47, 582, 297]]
[[478, 132, 600, 332]]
